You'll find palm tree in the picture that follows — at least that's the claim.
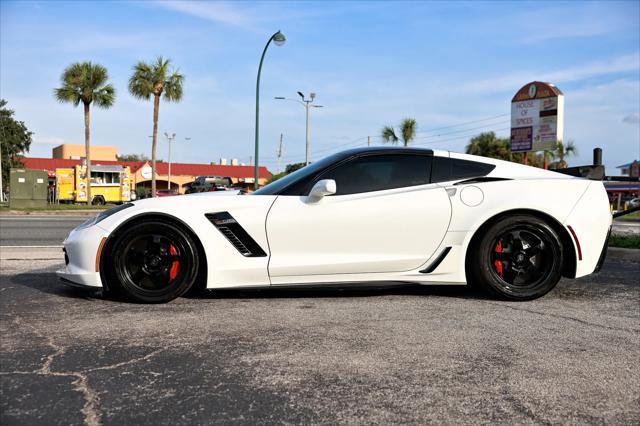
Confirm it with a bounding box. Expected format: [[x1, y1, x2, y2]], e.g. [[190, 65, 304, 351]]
[[128, 57, 184, 196], [381, 119, 418, 147], [381, 125, 398, 145], [553, 140, 578, 168], [399, 118, 417, 146], [54, 62, 115, 203]]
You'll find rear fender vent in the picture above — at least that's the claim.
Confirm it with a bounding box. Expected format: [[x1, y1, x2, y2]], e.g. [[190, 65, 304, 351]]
[[205, 212, 267, 257]]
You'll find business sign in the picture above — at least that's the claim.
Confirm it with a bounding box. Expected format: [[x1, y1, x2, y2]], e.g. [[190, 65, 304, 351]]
[[140, 165, 153, 179], [510, 81, 564, 153]]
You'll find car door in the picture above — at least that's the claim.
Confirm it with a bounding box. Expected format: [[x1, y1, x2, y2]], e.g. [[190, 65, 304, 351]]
[[266, 153, 452, 277]]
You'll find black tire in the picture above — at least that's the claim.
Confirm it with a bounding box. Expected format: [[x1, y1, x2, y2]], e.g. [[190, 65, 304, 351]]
[[467, 215, 563, 301], [103, 219, 200, 303], [92, 196, 105, 206]]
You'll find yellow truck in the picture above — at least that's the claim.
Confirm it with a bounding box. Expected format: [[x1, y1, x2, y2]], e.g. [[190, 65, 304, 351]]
[[55, 165, 133, 205]]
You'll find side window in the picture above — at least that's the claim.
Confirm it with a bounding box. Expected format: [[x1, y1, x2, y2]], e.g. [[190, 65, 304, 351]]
[[315, 154, 431, 196], [430, 157, 495, 182]]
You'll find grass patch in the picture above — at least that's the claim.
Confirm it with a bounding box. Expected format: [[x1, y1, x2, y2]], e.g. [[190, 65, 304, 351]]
[[609, 235, 640, 249], [615, 211, 640, 221]]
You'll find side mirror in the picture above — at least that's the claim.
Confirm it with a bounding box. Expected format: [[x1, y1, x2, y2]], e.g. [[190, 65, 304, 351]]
[[307, 179, 336, 202]]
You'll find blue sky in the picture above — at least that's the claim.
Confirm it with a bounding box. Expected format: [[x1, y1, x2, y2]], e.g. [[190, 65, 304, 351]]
[[1, 0, 639, 173]]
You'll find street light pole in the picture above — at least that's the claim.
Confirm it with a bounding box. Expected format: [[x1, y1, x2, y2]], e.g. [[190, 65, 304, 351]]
[[0, 137, 3, 203], [275, 92, 323, 165], [164, 132, 176, 190], [305, 100, 310, 165], [254, 30, 286, 191]]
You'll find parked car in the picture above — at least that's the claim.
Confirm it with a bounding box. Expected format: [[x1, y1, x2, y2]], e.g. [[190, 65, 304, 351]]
[[59, 147, 612, 303], [155, 189, 179, 197], [186, 176, 232, 193], [629, 198, 640, 208]]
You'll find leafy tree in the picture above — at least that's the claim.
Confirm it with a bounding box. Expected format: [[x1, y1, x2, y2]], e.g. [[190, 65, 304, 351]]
[[381, 125, 398, 145], [399, 118, 417, 146], [466, 131, 547, 167], [465, 132, 511, 160], [0, 99, 33, 195], [381, 118, 417, 146], [266, 162, 306, 184], [54, 62, 115, 203], [285, 162, 305, 174], [551, 140, 578, 169], [117, 153, 149, 162], [128, 57, 184, 196]]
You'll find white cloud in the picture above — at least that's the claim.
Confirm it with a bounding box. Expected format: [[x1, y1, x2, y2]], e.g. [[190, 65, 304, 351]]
[[461, 52, 640, 94], [622, 112, 640, 124], [153, 0, 254, 29], [56, 33, 153, 52]]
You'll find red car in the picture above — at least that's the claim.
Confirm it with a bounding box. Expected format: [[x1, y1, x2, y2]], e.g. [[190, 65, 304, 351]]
[[155, 189, 179, 197]]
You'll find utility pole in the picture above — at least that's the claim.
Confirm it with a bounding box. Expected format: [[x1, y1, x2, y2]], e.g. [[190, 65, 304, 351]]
[[367, 136, 371, 147], [276, 133, 283, 173], [274, 92, 323, 166], [164, 132, 176, 190], [249, 155, 253, 166], [0, 137, 4, 203]]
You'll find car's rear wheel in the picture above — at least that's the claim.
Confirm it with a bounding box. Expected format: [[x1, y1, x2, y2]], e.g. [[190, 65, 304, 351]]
[[103, 220, 199, 303], [468, 215, 563, 300]]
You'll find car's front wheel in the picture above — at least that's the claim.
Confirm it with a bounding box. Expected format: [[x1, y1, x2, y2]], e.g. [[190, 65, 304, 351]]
[[103, 219, 200, 303], [468, 215, 563, 301]]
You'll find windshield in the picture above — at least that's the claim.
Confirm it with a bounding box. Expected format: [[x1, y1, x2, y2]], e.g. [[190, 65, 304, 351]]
[[253, 152, 345, 195]]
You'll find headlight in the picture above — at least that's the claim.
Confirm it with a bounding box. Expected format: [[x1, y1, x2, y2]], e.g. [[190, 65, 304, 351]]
[[76, 203, 134, 230]]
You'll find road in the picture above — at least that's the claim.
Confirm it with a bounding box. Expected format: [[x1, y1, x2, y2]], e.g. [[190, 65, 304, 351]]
[[0, 248, 638, 425], [0, 216, 87, 246], [0, 215, 637, 248]]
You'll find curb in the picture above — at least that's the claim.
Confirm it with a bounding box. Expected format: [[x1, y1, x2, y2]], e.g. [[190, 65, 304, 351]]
[[0, 246, 63, 261], [0, 211, 99, 217]]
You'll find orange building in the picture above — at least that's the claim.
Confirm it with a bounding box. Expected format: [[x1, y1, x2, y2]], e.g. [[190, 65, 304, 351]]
[[52, 144, 118, 161], [21, 157, 271, 193]]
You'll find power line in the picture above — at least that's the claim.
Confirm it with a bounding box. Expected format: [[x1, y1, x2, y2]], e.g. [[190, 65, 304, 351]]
[[261, 112, 511, 166], [412, 127, 511, 147], [415, 113, 509, 134], [412, 120, 510, 140], [275, 125, 511, 165]]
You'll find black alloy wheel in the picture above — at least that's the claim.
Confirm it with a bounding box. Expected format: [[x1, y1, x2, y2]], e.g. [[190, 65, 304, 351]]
[[468, 215, 563, 300], [103, 219, 200, 303]]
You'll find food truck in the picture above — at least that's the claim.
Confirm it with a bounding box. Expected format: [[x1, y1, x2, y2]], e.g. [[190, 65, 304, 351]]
[[55, 164, 133, 204]]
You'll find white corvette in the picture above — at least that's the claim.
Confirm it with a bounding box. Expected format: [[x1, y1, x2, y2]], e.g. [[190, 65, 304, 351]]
[[58, 147, 612, 303]]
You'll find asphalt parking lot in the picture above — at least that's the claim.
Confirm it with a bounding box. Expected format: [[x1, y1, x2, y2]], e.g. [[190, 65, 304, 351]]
[[1, 249, 639, 425]]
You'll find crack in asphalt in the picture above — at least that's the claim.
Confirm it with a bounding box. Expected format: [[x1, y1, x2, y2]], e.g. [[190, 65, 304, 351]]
[[10, 316, 102, 426], [3, 316, 171, 426], [484, 302, 638, 333]]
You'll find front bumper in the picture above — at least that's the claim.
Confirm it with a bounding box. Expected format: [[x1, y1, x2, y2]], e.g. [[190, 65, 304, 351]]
[[56, 224, 109, 288]]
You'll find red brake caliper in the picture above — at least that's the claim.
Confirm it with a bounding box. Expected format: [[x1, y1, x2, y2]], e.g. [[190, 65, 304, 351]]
[[168, 245, 180, 281], [494, 240, 504, 278]]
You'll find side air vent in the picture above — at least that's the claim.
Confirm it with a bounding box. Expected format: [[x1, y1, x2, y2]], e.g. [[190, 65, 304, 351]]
[[420, 247, 451, 274], [205, 212, 267, 257]]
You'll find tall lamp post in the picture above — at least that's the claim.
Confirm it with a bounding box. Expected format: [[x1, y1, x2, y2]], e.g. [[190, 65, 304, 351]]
[[275, 92, 323, 165], [164, 132, 176, 190], [254, 30, 286, 191]]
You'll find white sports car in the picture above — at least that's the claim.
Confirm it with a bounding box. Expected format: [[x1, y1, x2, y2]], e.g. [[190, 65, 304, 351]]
[[58, 147, 612, 303]]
